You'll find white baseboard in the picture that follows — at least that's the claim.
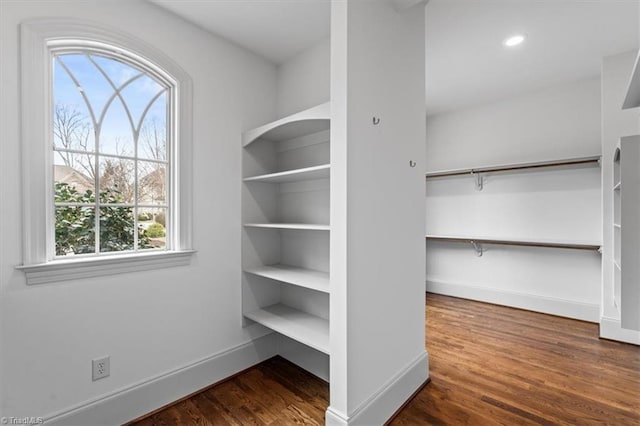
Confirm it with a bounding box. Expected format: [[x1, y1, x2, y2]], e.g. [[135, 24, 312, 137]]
[[325, 351, 429, 426], [427, 279, 599, 323], [44, 334, 279, 426], [600, 317, 640, 345]]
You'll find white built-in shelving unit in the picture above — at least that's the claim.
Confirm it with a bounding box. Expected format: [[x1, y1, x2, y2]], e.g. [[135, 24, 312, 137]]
[[241, 102, 331, 365], [615, 137, 640, 331]]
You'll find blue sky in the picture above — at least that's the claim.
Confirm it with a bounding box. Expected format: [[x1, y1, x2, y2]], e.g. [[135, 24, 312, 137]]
[[53, 53, 167, 160]]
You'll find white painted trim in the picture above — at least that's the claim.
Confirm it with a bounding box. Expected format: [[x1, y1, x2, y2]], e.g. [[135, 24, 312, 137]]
[[17, 250, 196, 285], [18, 18, 193, 277], [600, 317, 640, 345], [427, 279, 600, 322], [325, 351, 429, 426], [44, 334, 279, 426]]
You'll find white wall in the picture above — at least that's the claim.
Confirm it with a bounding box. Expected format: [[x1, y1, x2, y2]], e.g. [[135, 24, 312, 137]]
[[276, 38, 330, 118], [426, 78, 603, 321], [0, 0, 277, 421], [426, 78, 601, 171], [600, 50, 640, 343]]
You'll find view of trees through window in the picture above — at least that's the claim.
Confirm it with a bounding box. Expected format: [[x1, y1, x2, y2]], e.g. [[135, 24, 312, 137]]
[[53, 51, 170, 256]]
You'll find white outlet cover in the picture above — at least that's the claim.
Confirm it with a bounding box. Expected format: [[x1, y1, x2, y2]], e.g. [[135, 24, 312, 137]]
[[92, 356, 110, 381]]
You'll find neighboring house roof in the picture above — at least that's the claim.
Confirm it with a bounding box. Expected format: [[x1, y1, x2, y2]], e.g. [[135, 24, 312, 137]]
[[54, 164, 93, 193]]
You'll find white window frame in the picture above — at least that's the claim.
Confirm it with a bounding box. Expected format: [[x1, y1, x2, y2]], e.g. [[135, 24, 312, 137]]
[[17, 19, 194, 285]]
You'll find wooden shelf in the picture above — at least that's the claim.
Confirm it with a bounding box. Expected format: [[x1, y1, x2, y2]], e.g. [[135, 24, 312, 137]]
[[243, 103, 330, 147], [244, 164, 330, 183], [244, 304, 330, 354], [244, 223, 329, 231], [426, 235, 601, 252], [245, 264, 330, 294], [426, 156, 600, 179]]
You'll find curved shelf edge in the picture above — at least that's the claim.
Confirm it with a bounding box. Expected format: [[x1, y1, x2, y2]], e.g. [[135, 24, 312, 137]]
[[426, 235, 602, 252], [244, 164, 330, 183], [245, 264, 330, 294], [244, 304, 330, 354], [242, 102, 331, 147], [244, 223, 330, 231]]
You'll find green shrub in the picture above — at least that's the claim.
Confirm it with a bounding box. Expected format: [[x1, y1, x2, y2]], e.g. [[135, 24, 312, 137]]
[[145, 222, 165, 238], [55, 182, 151, 255], [137, 212, 151, 221]]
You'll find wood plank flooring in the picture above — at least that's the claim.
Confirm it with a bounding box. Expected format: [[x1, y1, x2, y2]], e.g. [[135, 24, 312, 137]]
[[129, 294, 640, 425]]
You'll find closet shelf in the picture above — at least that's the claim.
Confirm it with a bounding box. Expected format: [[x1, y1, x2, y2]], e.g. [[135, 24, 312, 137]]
[[426, 235, 601, 252], [245, 264, 330, 294], [244, 164, 330, 183], [243, 102, 330, 147], [244, 223, 330, 231], [426, 156, 601, 179], [244, 304, 330, 354]]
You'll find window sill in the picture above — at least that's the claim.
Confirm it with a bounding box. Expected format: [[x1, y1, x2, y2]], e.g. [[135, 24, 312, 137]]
[[16, 250, 196, 285]]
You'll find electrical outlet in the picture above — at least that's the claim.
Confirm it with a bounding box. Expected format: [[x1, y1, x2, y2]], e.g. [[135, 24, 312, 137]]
[[92, 356, 110, 381]]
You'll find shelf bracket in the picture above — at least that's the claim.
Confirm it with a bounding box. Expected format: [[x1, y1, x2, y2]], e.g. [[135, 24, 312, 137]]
[[471, 171, 484, 191], [471, 241, 483, 257]]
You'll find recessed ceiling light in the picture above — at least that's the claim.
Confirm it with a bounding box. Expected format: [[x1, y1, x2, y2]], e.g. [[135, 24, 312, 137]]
[[503, 34, 526, 47]]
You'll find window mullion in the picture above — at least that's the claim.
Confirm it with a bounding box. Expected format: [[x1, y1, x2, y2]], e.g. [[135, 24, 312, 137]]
[[94, 129, 101, 255]]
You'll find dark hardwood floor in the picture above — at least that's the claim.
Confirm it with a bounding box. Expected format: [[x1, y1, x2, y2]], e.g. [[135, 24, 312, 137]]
[[129, 293, 640, 425]]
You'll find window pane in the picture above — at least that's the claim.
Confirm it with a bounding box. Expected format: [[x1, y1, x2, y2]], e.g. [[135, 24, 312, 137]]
[[138, 161, 167, 205], [121, 74, 165, 127], [54, 152, 96, 198], [138, 207, 167, 250], [57, 54, 111, 120], [99, 157, 135, 204], [99, 206, 136, 252], [53, 58, 96, 152], [55, 206, 95, 256], [138, 103, 167, 161], [99, 97, 135, 157], [91, 54, 143, 90]]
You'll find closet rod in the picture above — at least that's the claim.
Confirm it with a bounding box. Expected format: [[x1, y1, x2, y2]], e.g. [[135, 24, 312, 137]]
[[425, 156, 600, 179], [426, 235, 601, 252]]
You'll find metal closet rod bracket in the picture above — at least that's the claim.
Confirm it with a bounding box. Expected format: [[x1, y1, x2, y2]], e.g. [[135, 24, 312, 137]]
[[471, 170, 484, 191], [471, 240, 483, 257]]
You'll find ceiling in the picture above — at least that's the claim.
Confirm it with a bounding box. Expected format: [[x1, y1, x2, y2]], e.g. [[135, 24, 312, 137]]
[[149, 0, 639, 115], [149, 0, 331, 64], [426, 0, 639, 115]]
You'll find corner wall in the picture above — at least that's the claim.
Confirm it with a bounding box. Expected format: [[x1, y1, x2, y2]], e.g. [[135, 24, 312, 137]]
[[426, 78, 603, 321], [0, 0, 277, 422], [276, 38, 330, 118]]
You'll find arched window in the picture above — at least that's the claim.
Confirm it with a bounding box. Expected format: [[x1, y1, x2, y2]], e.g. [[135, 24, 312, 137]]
[[18, 20, 193, 284], [52, 47, 172, 256]]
